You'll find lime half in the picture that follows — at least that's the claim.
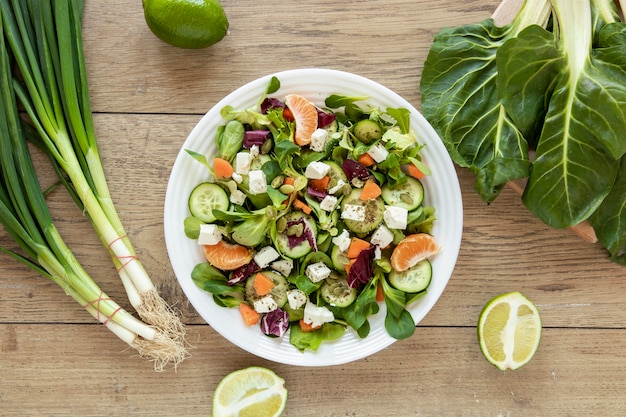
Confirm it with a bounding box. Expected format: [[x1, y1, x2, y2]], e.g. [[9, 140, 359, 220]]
[[212, 366, 288, 417], [142, 0, 229, 49], [477, 291, 542, 371]]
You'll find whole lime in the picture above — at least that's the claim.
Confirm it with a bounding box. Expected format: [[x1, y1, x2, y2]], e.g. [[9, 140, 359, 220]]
[[142, 0, 229, 49]]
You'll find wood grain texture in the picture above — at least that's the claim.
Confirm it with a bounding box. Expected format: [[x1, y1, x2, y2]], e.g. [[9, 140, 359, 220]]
[[1, 0, 625, 415]]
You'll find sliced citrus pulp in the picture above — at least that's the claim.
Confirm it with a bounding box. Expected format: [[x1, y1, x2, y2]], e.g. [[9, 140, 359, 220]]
[[284, 94, 318, 146], [203, 240, 252, 271], [390, 233, 440, 272], [212, 366, 288, 417], [478, 291, 542, 371]]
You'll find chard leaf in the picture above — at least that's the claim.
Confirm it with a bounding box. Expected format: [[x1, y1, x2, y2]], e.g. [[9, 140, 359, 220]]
[[590, 158, 626, 265], [521, 0, 626, 227]]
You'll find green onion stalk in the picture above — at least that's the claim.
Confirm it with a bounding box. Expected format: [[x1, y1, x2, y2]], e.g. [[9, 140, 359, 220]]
[[0, 0, 187, 352], [0, 13, 186, 370]]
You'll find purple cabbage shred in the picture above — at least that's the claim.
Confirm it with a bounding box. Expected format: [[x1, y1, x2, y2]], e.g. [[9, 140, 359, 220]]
[[347, 245, 377, 288], [228, 260, 260, 285], [260, 97, 285, 114], [261, 308, 290, 337], [342, 159, 370, 182], [243, 130, 271, 149]]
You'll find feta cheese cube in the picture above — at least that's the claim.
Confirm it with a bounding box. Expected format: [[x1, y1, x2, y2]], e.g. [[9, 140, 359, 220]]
[[197, 224, 222, 246], [332, 229, 351, 252], [229, 189, 247, 205], [309, 128, 329, 152], [367, 143, 389, 163], [320, 195, 338, 212], [249, 145, 260, 158], [384, 205, 408, 229], [253, 295, 278, 313], [271, 258, 294, 276], [370, 224, 394, 248], [287, 289, 307, 310], [248, 170, 267, 194], [304, 161, 331, 179], [235, 152, 252, 175], [305, 261, 331, 283], [232, 172, 243, 183], [303, 302, 334, 328], [374, 245, 382, 260], [327, 179, 346, 195], [341, 204, 366, 222], [254, 246, 281, 268]]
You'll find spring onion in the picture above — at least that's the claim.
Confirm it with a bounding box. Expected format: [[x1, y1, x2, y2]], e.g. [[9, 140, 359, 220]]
[[0, 0, 188, 353], [0, 11, 185, 370]]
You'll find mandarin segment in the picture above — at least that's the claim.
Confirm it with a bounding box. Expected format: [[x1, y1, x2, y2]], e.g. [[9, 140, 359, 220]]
[[390, 233, 440, 272], [284, 94, 318, 146], [203, 240, 253, 271]]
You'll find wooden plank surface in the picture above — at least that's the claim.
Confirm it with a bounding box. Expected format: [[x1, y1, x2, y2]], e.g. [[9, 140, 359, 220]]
[[1, 0, 625, 416]]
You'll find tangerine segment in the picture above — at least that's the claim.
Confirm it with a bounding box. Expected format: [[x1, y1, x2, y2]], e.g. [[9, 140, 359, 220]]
[[203, 240, 253, 271], [284, 94, 318, 146], [390, 233, 440, 272]]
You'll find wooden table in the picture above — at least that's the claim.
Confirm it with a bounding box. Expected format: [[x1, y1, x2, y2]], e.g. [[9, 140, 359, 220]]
[[2, 0, 625, 415]]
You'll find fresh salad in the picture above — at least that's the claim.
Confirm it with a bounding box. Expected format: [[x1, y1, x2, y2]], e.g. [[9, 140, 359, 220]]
[[184, 76, 440, 352]]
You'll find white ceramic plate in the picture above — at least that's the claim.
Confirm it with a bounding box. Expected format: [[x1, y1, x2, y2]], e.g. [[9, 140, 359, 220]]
[[164, 68, 463, 366]]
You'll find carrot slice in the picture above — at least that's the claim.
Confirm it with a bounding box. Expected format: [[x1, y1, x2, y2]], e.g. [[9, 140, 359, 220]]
[[358, 152, 376, 167], [345, 258, 357, 274], [309, 175, 330, 191], [213, 157, 234, 179], [406, 163, 426, 179], [253, 272, 275, 296], [359, 179, 382, 200], [346, 237, 371, 259], [376, 281, 385, 302], [299, 319, 321, 332], [293, 198, 312, 214], [283, 176, 295, 186], [239, 303, 260, 326]]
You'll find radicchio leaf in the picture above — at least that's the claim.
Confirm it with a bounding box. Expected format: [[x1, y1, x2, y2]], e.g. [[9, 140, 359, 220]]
[[306, 186, 328, 201], [286, 218, 318, 251], [243, 130, 272, 149], [228, 260, 260, 285], [317, 109, 336, 128], [347, 245, 377, 288], [260, 308, 290, 337], [342, 159, 370, 182], [260, 97, 285, 114]]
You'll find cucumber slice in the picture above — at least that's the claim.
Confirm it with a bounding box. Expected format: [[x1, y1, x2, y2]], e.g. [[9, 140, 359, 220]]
[[245, 270, 289, 307], [324, 160, 348, 190], [381, 176, 424, 211], [320, 273, 356, 307], [331, 245, 349, 271], [340, 188, 385, 235], [274, 212, 318, 259], [388, 259, 432, 293], [353, 119, 382, 144], [188, 182, 229, 223]]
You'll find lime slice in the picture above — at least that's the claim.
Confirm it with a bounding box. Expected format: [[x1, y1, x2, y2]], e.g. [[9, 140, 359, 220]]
[[212, 367, 288, 417], [142, 0, 229, 49], [477, 292, 542, 371]]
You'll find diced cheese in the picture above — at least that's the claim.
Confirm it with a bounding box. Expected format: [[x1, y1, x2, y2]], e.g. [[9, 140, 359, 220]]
[[341, 204, 366, 222], [235, 152, 251, 175], [197, 224, 222, 246], [231, 172, 243, 183], [254, 246, 281, 268], [229, 189, 247, 205], [253, 295, 278, 313], [303, 302, 334, 328], [248, 170, 267, 194], [309, 128, 329, 152], [287, 289, 307, 310], [367, 143, 389, 163], [304, 161, 331, 179], [305, 261, 331, 283], [332, 229, 351, 252], [271, 258, 294, 277], [249, 145, 260, 158], [320, 195, 338, 212], [370, 224, 394, 248], [384, 205, 408, 229], [327, 179, 346, 195], [374, 245, 382, 260]]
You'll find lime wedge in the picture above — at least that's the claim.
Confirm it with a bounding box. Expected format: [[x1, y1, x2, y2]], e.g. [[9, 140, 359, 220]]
[[213, 367, 288, 417], [478, 291, 542, 370]]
